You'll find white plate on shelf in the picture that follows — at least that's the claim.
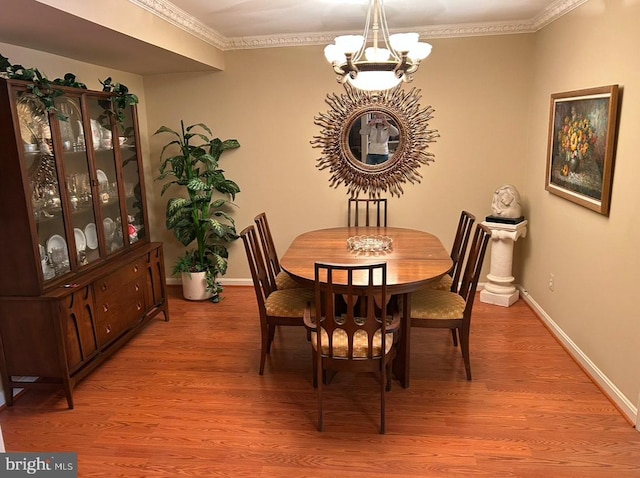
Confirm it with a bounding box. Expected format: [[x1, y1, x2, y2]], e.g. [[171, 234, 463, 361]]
[[46, 234, 67, 255], [96, 169, 108, 188], [84, 223, 98, 250], [74, 228, 86, 251]]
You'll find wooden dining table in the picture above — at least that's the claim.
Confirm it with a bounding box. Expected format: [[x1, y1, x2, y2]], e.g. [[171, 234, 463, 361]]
[[280, 226, 452, 388]]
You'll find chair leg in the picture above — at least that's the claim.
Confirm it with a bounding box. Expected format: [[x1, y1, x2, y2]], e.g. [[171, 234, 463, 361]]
[[450, 328, 459, 346], [459, 326, 472, 380], [266, 324, 277, 353], [317, 358, 324, 432], [311, 350, 318, 388], [380, 359, 386, 434], [259, 325, 268, 375], [385, 359, 393, 392]]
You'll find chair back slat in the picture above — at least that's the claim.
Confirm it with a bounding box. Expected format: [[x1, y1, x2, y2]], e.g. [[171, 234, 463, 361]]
[[254, 212, 280, 288], [240, 225, 275, 310], [314, 262, 387, 360], [458, 224, 492, 315], [449, 210, 476, 291], [348, 198, 388, 227]]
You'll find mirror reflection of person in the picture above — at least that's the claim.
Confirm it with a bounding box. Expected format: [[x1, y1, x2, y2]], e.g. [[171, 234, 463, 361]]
[[359, 112, 399, 165]]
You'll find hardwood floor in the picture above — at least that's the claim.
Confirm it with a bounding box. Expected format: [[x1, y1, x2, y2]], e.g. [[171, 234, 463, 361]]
[[1, 286, 639, 477]]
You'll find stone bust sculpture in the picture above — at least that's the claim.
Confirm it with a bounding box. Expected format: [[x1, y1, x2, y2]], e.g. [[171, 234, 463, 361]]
[[491, 184, 522, 218]]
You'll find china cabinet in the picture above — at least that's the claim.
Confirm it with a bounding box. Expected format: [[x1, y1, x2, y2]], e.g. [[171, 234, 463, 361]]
[[0, 78, 168, 408]]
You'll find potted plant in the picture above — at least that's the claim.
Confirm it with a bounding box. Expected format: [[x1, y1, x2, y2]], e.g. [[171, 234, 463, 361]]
[[156, 121, 240, 302]]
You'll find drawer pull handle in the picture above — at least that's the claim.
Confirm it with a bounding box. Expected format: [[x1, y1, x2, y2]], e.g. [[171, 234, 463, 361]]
[[135, 283, 140, 292], [103, 304, 109, 313], [136, 302, 142, 311], [101, 282, 108, 292], [105, 324, 112, 335], [133, 265, 139, 273]]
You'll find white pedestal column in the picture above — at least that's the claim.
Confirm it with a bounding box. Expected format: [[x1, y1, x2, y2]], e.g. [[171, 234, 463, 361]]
[[480, 220, 528, 307]]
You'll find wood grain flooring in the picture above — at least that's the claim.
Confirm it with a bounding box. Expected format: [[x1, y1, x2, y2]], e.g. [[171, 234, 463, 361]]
[[1, 286, 639, 477]]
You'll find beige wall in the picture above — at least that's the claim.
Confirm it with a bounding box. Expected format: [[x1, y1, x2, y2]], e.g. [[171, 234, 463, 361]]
[[521, 0, 640, 416], [2, 0, 639, 420], [143, 35, 534, 282]]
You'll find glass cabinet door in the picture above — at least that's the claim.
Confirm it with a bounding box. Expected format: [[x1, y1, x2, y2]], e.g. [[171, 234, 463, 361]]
[[54, 95, 100, 269], [117, 105, 145, 245], [16, 91, 70, 281], [85, 96, 125, 255]]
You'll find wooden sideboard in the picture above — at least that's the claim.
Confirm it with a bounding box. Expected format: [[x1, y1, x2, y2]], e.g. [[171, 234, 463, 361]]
[[0, 242, 168, 409], [0, 78, 168, 408]]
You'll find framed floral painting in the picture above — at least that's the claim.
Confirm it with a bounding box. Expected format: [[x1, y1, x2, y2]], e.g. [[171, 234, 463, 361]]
[[545, 85, 620, 215]]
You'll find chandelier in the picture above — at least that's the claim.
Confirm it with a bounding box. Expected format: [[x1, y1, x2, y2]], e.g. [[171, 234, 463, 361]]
[[324, 0, 432, 91]]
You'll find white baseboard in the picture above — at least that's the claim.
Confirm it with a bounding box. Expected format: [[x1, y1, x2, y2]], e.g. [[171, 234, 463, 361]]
[[220, 278, 253, 287], [518, 286, 638, 428], [167, 277, 252, 287]]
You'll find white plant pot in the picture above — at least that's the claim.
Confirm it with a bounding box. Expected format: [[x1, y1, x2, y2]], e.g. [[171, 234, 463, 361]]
[[181, 271, 213, 301]]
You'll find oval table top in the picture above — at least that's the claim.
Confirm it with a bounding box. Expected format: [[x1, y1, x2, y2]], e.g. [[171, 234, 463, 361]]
[[280, 226, 452, 295]]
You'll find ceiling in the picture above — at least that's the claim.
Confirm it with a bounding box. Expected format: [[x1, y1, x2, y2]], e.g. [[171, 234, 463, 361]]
[[164, 0, 571, 40], [0, 0, 587, 74]]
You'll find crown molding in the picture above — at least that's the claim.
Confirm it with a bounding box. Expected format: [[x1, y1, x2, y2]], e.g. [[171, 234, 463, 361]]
[[129, 0, 227, 49], [130, 0, 589, 51], [531, 0, 590, 30]]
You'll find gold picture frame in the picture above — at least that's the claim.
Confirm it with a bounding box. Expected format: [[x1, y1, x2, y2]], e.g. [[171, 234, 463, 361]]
[[545, 85, 620, 215]]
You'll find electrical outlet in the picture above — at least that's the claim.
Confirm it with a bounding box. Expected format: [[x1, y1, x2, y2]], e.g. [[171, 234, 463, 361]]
[[548, 273, 555, 292]]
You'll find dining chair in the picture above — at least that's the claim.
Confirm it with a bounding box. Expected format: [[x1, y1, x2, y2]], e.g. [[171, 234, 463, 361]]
[[410, 223, 491, 380], [348, 198, 388, 227], [417, 210, 474, 346], [254, 212, 301, 290], [240, 225, 313, 375], [303, 262, 400, 434], [431, 210, 476, 293]]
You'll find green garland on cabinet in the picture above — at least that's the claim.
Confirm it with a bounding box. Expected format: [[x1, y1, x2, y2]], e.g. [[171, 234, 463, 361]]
[[0, 53, 138, 123]]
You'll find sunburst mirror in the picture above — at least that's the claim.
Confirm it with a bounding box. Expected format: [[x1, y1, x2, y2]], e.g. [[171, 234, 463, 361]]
[[312, 85, 439, 197]]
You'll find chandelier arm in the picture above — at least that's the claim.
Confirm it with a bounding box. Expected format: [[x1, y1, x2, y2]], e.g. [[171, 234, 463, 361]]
[[393, 53, 412, 78], [345, 53, 358, 76], [353, 0, 374, 64], [377, 0, 401, 62]]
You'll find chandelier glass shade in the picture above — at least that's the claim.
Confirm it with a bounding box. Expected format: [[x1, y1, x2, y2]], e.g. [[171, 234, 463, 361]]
[[324, 0, 432, 91]]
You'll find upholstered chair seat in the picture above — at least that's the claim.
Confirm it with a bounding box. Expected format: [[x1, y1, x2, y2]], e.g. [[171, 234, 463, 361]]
[[275, 270, 302, 290], [410, 288, 466, 319], [265, 288, 314, 317], [429, 274, 453, 292]]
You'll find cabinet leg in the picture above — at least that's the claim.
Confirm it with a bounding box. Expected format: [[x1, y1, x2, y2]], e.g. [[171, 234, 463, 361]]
[[63, 382, 74, 409], [4, 387, 13, 406]]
